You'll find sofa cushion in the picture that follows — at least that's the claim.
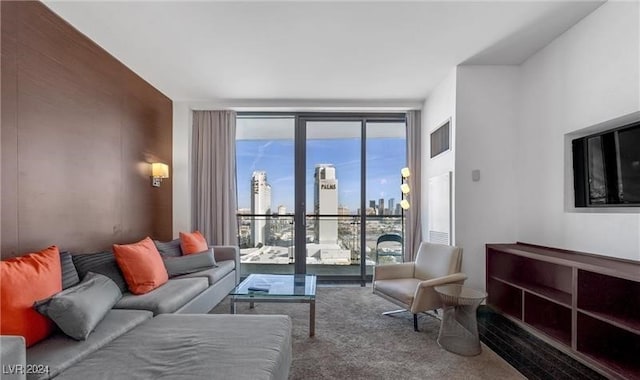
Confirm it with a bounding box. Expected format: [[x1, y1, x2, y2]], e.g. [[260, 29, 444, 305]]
[[59, 251, 80, 290], [54, 314, 292, 380], [113, 237, 168, 295], [35, 273, 122, 341], [154, 239, 182, 258], [179, 230, 208, 255], [72, 251, 128, 293], [113, 278, 208, 315], [27, 309, 152, 380], [173, 259, 234, 286], [163, 251, 216, 277], [1, 246, 62, 347]]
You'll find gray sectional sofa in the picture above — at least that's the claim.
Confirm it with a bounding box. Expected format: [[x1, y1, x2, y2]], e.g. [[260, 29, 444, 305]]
[[113, 245, 240, 316], [1, 245, 292, 380]]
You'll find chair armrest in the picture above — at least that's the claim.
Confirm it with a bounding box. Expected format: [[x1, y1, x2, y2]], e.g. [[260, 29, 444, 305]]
[[210, 245, 240, 285], [417, 272, 467, 288], [1, 336, 26, 380], [374, 262, 415, 281], [409, 273, 468, 313]]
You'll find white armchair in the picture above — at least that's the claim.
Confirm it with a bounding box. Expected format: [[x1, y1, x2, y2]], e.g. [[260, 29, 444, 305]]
[[373, 242, 466, 331]]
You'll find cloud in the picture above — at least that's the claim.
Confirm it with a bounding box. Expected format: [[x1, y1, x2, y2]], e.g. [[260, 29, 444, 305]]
[[250, 141, 274, 171], [334, 159, 361, 169], [271, 175, 294, 185]]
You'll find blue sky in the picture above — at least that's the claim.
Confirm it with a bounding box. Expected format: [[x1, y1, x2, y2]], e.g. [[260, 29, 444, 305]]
[[236, 138, 406, 213]]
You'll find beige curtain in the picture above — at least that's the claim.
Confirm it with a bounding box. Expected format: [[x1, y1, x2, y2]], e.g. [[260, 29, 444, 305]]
[[192, 111, 238, 245], [405, 110, 423, 261]]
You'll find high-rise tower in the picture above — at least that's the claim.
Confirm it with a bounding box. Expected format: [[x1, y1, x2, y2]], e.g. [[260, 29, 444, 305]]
[[251, 171, 271, 246], [314, 164, 338, 244]]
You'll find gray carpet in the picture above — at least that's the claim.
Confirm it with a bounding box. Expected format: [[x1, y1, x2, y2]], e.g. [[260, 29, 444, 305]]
[[210, 286, 525, 380]]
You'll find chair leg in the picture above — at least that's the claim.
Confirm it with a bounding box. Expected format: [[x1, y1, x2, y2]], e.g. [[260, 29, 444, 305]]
[[382, 309, 407, 316], [381, 309, 419, 331]]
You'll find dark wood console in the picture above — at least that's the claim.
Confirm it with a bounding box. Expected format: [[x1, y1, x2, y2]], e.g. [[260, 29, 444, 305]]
[[486, 243, 640, 379]]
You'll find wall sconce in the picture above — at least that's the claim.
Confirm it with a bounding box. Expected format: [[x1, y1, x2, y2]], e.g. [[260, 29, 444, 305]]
[[400, 167, 411, 258], [400, 167, 411, 209], [151, 163, 169, 187]]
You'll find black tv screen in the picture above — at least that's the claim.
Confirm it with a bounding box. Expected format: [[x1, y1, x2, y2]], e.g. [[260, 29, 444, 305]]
[[573, 121, 640, 207], [617, 126, 640, 203]]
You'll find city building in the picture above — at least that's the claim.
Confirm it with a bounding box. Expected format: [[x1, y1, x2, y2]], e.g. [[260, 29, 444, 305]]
[[314, 164, 338, 244], [250, 171, 272, 246], [309, 164, 350, 264], [378, 198, 385, 216], [388, 198, 395, 215], [338, 205, 350, 216]]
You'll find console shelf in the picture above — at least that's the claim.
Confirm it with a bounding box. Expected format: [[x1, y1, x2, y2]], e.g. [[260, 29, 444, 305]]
[[486, 243, 640, 380], [490, 275, 572, 307]]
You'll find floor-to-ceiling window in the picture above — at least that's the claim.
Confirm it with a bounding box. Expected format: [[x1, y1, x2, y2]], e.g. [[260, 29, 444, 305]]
[[364, 121, 407, 269], [236, 116, 296, 276], [236, 113, 406, 282]]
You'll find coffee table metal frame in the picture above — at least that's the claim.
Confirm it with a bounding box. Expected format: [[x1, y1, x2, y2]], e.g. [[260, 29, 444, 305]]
[[229, 273, 317, 337]]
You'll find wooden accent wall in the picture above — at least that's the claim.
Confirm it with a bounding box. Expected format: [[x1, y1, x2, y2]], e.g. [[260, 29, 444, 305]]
[[1, 1, 172, 258]]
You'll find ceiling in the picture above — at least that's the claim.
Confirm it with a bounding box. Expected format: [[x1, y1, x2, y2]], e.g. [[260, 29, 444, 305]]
[[44, 1, 603, 103]]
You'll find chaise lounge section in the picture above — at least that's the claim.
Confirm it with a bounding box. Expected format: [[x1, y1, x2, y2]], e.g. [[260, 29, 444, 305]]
[[54, 314, 292, 380]]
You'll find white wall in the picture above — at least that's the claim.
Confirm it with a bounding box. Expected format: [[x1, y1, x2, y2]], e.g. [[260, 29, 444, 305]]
[[517, 1, 640, 260], [421, 69, 457, 242], [436, 2, 640, 290], [172, 101, 192, 237], [454, 66, 520, 290]]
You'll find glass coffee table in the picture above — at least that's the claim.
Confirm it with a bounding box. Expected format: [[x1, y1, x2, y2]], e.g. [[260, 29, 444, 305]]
[[229, 274, 317, 337]]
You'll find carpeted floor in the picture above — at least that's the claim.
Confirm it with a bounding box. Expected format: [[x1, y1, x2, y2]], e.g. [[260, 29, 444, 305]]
[[210, 286, 525, 380]]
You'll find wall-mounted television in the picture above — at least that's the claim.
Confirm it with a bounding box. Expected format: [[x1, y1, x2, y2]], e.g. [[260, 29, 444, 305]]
[[572, 121, 640, 207]]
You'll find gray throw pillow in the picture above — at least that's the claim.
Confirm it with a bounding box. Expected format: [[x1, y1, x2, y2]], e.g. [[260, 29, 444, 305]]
[[154, 238, 183, 258], [72, 251, 128, 293], [34, 272, 122, 340], [59, 251, 80, 290], [163, 250, 217, 277]]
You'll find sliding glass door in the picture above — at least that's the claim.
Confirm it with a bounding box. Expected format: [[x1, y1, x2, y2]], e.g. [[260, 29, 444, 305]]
[[236, 116, 296, 276], [364, 121, 407, 272], [236, 114, 406, 282], [303, 120, 362, 278]]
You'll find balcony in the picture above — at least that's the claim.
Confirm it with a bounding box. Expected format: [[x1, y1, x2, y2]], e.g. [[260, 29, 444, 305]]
[[236, 213, 404, 277]]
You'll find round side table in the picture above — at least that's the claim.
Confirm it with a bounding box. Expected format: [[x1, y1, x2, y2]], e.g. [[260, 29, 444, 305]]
[[434, 284, 487, 356]]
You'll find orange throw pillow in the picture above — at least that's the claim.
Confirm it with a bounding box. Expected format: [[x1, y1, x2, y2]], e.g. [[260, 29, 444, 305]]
[[113, 237, 168, 295], [179, 231, 208, 255], [1, 246, 62, 347]]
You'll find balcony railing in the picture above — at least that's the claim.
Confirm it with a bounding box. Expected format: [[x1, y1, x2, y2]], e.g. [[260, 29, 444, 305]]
[[236, 214, 404, 268]]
